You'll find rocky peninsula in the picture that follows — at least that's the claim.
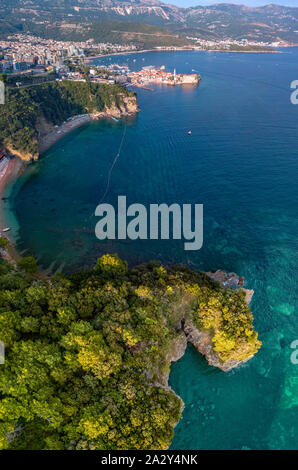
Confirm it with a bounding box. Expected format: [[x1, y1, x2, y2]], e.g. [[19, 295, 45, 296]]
[[156, 269, 258, 398]]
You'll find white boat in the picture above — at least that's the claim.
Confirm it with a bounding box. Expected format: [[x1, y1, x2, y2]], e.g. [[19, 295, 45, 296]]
[[2, 228, 10, 232]]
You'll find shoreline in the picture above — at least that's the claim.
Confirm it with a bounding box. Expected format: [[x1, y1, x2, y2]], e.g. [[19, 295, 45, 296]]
[[85, 46, 286, 61], [0, 158, 17, 199], [0, 116, 93, 260], [0, 157, 25, 263]]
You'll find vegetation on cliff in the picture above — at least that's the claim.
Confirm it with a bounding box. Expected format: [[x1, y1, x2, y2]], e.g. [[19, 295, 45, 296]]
[[0, 251, 261, 450], [0, 81, 136, 159], [20, 21, 194, 50]]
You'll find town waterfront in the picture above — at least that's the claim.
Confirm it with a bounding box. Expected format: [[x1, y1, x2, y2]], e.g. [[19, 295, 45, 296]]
[[2, 49, 298, 449]]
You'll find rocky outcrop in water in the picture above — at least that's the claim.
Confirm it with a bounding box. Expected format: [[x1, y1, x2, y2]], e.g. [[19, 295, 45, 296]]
[[162, 270, 256, 378], [183, 317, 254, 372], [96, 94, 139, 118]]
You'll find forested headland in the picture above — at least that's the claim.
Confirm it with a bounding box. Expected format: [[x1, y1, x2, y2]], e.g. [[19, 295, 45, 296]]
[[0, 81, 137, 160]]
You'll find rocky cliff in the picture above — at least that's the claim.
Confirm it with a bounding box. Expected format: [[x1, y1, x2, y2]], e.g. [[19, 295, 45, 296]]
[[95, 94, 139, 119], [155, 269, 259, 400], [4, 144, 38, 162], [0, 253, 261, 450]]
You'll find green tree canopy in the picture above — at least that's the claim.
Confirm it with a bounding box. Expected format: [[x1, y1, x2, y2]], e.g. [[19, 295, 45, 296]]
[[0, 254, 261, 450]]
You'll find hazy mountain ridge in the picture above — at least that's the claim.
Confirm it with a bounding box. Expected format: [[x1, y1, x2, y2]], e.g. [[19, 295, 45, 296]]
[[0, 1, 298, 43]]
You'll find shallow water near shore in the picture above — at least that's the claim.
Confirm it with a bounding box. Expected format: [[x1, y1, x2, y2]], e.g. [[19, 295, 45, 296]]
[[3, 49, 298, 449]]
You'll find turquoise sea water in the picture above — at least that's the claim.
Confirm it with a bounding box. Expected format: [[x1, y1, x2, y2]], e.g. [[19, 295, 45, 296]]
[[3, 49, 298, 449]]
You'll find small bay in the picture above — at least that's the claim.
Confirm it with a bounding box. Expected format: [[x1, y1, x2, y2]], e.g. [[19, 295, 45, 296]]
[[4, 49, 298, 449]]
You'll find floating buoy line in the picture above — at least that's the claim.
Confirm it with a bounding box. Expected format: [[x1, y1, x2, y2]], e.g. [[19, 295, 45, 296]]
[[98, 122, 127, 205]]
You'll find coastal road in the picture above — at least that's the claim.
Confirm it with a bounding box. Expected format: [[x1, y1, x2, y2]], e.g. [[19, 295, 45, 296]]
[[7, 80, 57, 90]]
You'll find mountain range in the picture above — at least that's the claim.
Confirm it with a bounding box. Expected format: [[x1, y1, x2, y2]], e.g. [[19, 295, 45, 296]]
[[0, 1, 298, 43]]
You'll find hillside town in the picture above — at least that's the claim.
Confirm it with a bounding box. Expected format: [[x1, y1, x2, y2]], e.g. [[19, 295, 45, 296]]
[[0, 34, 136, 73], [0, 32, 285, 75]]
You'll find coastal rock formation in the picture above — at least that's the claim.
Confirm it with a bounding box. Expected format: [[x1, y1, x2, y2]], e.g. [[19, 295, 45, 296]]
[[183, 318, 254, 372], [152, 267, 259, 415]]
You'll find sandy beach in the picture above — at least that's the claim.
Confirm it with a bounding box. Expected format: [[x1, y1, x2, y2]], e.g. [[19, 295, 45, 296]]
[[0, 100, 136, 265], [0, 157, 24, 224], [39, 114, 92, 153]]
